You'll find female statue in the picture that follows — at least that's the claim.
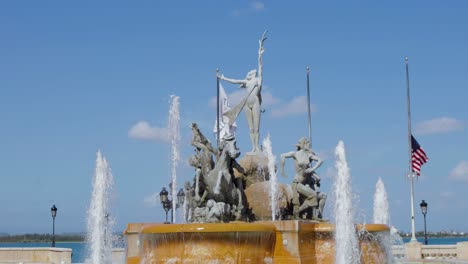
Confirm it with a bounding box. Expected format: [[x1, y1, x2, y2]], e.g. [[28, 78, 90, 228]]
[[280, 137, 327, 219], [218, 31, 267, 154]]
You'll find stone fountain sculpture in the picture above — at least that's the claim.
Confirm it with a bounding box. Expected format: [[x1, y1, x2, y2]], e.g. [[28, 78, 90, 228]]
[[280, 137, 327, 220], [218, 31, 267, 155], [187, 123, 251, 222], [181, 32, 273, 223], [124, 32, 391, 264], [184, 32, 328, 223]]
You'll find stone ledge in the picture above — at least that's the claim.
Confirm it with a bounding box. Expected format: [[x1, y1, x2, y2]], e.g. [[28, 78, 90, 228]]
[[0, 248, 71, 264], [0, 248, 71, 252]]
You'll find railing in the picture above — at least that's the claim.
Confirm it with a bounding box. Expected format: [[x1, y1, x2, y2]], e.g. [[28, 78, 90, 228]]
[[392, 245, 405, 260], [392, 242, 468, 262], [421, 245, 457, 260]]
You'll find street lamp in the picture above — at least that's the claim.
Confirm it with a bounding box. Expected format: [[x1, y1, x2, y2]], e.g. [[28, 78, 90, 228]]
[[159, 187, 171, 223], [50, 205, 57, 247], [159, 186, 185, 224], [420, 200, 428, 245], [177, 188, 185, 207]]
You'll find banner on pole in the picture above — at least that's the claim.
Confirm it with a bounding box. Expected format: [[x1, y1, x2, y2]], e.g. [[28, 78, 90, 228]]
[[213, 84, 237, 140]]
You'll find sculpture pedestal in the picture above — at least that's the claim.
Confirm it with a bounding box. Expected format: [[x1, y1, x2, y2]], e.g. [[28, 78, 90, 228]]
[[236, 154, 269, 189], [124, 221, 390, 264], [405, 240, 422, 261], [457, 242, 468, 260], [245, 181, 291, 220]]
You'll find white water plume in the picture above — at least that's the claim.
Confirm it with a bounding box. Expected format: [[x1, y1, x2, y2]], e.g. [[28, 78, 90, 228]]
[[333, 141, 360, 264], [262, 134, 278, 220], [373, 178, 401, 262], [168, 95, 180, 223], [86, 150, 115, 264], [373, 177, 390, 225]]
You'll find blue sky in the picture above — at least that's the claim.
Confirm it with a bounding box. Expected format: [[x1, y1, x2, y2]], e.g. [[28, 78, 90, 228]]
[[1, 1, 467, 234]]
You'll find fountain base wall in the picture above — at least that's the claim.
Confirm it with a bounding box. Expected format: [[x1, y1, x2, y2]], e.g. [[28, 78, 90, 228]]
[[124, 221, 389, 264]]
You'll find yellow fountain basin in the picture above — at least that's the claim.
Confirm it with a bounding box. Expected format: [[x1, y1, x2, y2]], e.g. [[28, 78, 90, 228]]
[[125, 221, 390, 264]]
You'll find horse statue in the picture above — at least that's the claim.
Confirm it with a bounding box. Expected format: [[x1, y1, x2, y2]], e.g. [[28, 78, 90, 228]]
[[201, 134, 249, 221]]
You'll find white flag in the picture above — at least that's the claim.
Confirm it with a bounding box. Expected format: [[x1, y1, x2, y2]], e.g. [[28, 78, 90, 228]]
[[213, 84, 237, 140]]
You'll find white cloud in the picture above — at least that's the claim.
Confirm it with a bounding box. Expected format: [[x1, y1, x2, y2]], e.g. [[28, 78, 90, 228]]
[[231, 1, 265, 16], [270, 96, 317, 118], [143, 192, 160, 207], [414, 117, 464, 135], [450, 160, 468, 182], [262, 90, 279, 106], [440, 191, 454, 198], [128, 121, 169, 142], [209, 90, 240, 108], [208, 86, 315, 119], [315, 148, 334, 162], [223, 89, 247, 107], [251, 1, 265, 11]]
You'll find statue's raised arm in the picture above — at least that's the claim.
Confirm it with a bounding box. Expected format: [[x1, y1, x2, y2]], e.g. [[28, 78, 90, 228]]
[[219, 74, 247, 86], [258, 30, 267, 86]]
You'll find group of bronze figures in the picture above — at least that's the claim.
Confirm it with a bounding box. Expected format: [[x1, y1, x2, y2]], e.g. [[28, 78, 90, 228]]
[[183, 123, 327, 223], [181, 32, 326, 223]]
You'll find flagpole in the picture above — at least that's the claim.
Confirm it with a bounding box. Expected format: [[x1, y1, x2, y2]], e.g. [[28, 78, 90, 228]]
[[216, 69, 220, 147], [405, 57, 417, 243], [306, 66, 312, 147]]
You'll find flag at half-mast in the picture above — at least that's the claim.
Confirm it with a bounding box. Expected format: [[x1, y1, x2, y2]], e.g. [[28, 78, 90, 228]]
[[411, 135, 428, 176], [213, 83, 237, 140]]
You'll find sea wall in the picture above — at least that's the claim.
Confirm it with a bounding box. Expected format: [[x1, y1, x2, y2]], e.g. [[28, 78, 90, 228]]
[[0, 247, 124, 264], [0, 247, 72, 264], [111, 248, 125, 264], [392, 242, 468, 261]]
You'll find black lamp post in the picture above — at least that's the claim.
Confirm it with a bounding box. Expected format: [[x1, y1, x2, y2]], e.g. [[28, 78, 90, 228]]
[[177, 188, 185, 207], [159, 186, 185, 224], [420, 200, 428, 245], [50, 205, 57, 247], [159, 187, 171, 224]]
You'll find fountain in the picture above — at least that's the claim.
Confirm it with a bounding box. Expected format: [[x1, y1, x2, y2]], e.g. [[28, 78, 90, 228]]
[[123, 33, 390, 264], [86, 150, 115, 264], [334, 141, 360, 264], [263, 134, 278, 221], [373, 178, 406, 262], [168, 95, 180, 224], [373, 177, 390, 225]]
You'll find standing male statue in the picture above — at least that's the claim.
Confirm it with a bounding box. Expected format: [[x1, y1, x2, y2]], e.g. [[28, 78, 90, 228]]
[[218, 31, 267, 154]]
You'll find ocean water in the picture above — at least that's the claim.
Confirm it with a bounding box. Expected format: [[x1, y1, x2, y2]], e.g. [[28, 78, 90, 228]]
[[402, 237, 468, 245]]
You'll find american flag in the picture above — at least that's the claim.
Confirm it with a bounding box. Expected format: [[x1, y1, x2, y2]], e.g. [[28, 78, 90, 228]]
[[411, 135, 428, 176]]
